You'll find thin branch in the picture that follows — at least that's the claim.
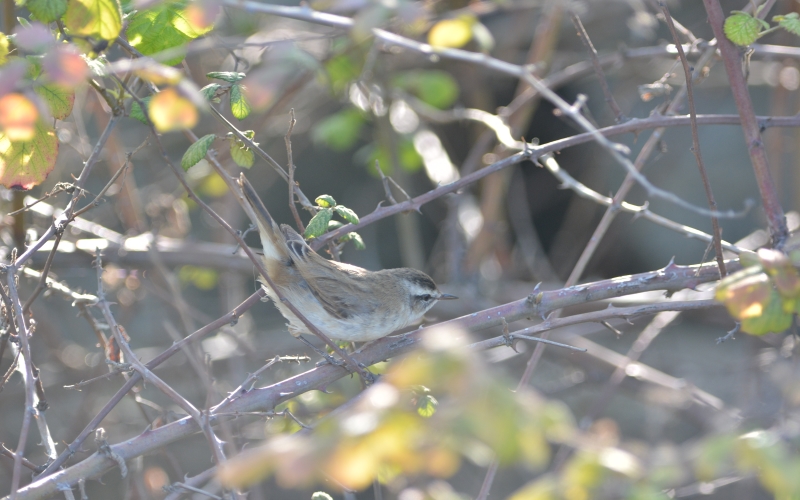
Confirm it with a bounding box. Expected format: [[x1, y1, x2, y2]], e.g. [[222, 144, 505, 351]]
[[37, 290, 265, 477], [285, 109, 305, 234], [660, 1, 726, 277], [703, 0, 787, 247], [6, 271, 37, 500], [14, 115, 121, 268], [11, 260, 740, 498], [94, 252, 227, 466], [569, 11, 625, 123]]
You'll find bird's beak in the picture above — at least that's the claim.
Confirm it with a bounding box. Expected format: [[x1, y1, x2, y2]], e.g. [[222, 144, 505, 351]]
[[438, 293, 458, 300]]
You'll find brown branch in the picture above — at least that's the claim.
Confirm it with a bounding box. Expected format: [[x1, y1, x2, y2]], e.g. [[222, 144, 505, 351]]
[[569, 11, 625, 123], [285, 109, 305, 234], [703, 0, 788, 247], [10, 259, 740, 499], [660, 1, 726, 277]]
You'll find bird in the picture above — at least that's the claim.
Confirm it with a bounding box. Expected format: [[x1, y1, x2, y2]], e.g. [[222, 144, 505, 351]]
[[238, 173, 457, 343]]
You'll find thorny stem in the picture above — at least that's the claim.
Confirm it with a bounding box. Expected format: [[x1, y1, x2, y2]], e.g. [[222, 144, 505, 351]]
[[703, 0, 788, 247], [660, 2, 726, 277], [569, 11, 625, 123]]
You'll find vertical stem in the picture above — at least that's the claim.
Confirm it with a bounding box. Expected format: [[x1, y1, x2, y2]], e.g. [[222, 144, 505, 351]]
[[660, 2, 726, 277], [703, 0, 788, 247]]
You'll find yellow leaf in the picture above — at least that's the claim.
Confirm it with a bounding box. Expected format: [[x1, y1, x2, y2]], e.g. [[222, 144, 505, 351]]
[[0, 94, 38, 141], [149, 88, 198, 132], [428, 18, 473, 49]]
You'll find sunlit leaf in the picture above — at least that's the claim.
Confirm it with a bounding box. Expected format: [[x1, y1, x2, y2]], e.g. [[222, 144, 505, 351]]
[[739, 287, 793, 335], [228, 137, 254, 168], [334, 205, 359, 225], [758, 248, 800, 297], [134, 64, 182, 85], [715, 267, 772, 319], [0, 119, 58, 189], [178, 265, 218, 290], [35, 84, 75, 120], [149, 88, 198, 132], [207, 71, 245, 83], [416, 393, 438, 418], [130, 96, 151, 124], [328, 220, 344, 231], [64, 0, 123, 41], [0, 33, 8, 65], [199, 172, 228, 198], [230, 84, 251, 120], [0, 93, 38, 141], [724, 11, 767, 46], [27, 0, 68, 23], [774, 13, 800, 36], [393, 70, 459, 109], [304, 208, 333, 239], [471, 21, 495, 53], [312, 108, 365, 151], [428, 17, 473, 49], [181, 133, 215, 171], [127, 0, 214, 66], [311, 493, 333, 500], [315, 195, 336, 208]]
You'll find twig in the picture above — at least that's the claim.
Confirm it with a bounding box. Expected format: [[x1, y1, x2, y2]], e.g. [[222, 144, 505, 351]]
[[660, 1, 726, 277], [5, 270, 37, 500], [14, 115, 121, 268], [94, 251, 228, 465], [285, 109, 304, 234], [703, 0, 787, 247], [11, 260, 740, 498], [37, 290, 265, 478], [207, 106, 314, 210], [569, 11, 626, 123]]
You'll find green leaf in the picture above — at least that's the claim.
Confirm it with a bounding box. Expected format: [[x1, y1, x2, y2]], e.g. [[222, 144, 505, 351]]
[[0, 120, 59, 189], [724, 11, 768, 46], [327, 220, 344, 231], [304, 208, 333, 239], [416, 393, 438, 418], [315, 194, 336, 208], [178, 265, 218, 290], [129, 96, 151, 124], [34, 84, 74, 120], [27, 0, 67, 23], [182, 134, 215, 171], [740, 287, 793, 335], [0, 33, 8, 65], [311, 108, 366, 151], [393, 70, 459, 109], [64, 0, 123, 41], [334, 205, 359, 225], [311, 493, 334, 500], [229, 137, 254, 168], [338, 232, 365, 250], [126, 0, 213, 66], [207, 71, 245, 83], [774, 13, 800, 36], [200, 83, 222, 103], [230, 84, 251, 120], [324, 53, 361, 93], [312, 108, 365, 151]]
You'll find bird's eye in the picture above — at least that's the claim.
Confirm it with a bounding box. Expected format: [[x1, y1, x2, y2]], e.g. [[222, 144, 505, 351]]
[[420, 294, 432, 302]]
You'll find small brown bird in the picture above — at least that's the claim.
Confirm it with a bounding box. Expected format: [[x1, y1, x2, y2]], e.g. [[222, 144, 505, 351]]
[[239, 174, 457, 343]]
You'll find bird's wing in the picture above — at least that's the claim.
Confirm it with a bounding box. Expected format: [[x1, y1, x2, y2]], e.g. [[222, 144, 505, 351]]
[[281, 225, 375, 319]]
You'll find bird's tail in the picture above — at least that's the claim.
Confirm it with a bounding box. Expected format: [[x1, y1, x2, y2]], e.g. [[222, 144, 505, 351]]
[[238, 173, 289, 263]]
